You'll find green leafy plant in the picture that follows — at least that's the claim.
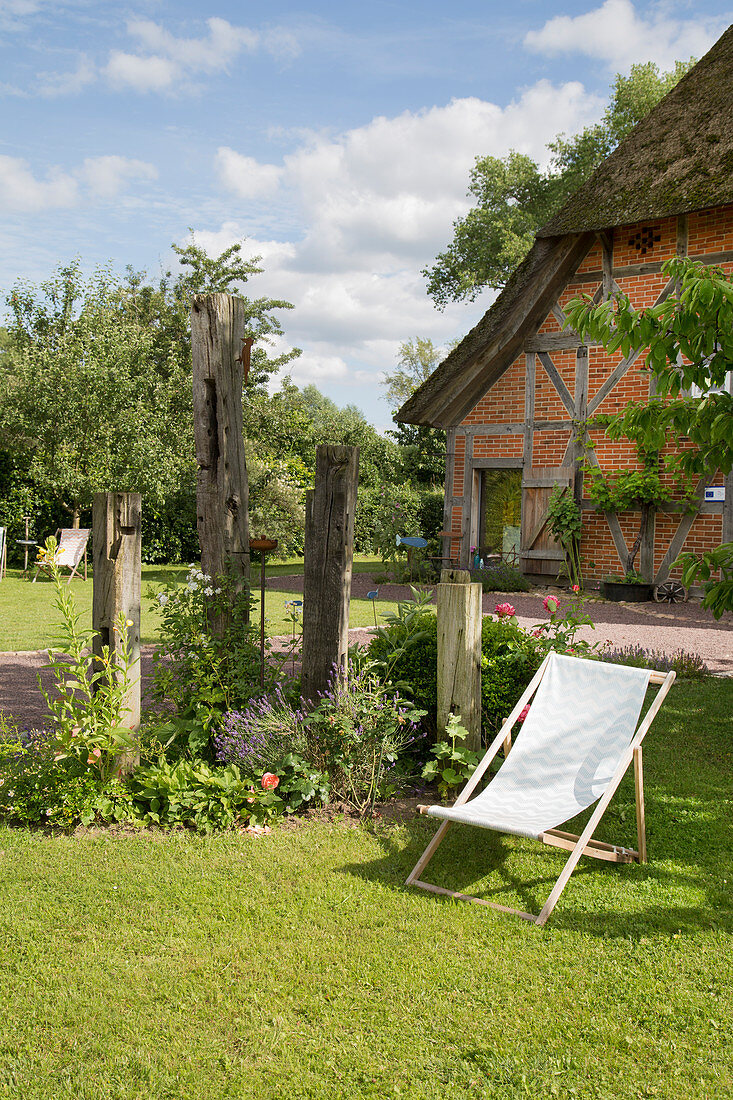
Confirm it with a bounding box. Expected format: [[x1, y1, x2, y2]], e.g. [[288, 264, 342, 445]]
[[98, 758, 281, 834], [565, 257, 733, 616], [421, 714, 482, 800], [528, 592, 600, 659], [584, 462, 675, 579], [0, 730, 99, 831], [150, 564, 293, 756], [39, 537, 138, 781], [545, 485, 583, 588], [303, 664, 426, 814]]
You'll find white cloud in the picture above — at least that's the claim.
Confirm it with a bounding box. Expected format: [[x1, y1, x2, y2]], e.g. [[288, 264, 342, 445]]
[[0, 156, 77, 212], [77, 156, 158, 199], [0, 0, 38, 31], [524, 0, 726, 72], [105, 51, 179, 93], [0, 153, 157, 211], [195, 80, 607, 399], [216, 147, 282, 200], [37, 55, 96, 98], [126, 16, 258, 72], [104, 17, 266, 94], [194, 77, 611, 401]]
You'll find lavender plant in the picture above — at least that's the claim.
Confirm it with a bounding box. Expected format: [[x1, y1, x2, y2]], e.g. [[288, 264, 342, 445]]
[[303, 663, 426, 813], [600, 644, 710, 679]]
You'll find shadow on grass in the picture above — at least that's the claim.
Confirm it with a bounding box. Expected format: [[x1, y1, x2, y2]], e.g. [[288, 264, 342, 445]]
[[340, 797, 733, 937]]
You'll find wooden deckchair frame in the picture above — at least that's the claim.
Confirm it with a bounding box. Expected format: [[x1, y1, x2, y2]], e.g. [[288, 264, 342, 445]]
[[32, 528, 89, 584], [407, 654, 676, 927]]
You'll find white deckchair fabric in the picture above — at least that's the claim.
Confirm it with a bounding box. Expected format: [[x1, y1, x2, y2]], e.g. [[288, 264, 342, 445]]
[[427, 653, 652, 839], [55, 529, 89, 568]]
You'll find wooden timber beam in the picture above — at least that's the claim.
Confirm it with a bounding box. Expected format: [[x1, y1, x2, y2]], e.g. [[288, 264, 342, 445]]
[[538, 352, 575, 416], [567, 249, 733, 285]]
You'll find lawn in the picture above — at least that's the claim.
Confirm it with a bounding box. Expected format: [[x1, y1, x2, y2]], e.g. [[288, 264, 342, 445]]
[[0, 678, 731, 1099], [0, 557, 394, 652]]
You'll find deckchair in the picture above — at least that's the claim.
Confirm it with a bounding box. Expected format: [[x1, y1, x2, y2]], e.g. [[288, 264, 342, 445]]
[[0, 526, 6, 580], [408, 651, 675, 927], [33, 528, 90, 583]]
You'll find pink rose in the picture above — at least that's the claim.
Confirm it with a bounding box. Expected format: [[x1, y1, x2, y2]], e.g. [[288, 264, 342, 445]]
[[261, 773, 280, 791], [518, 704, 530, 724], [543, 595, 559, 613], [495, 603, 515, 618], [572, 585, 580, 593]]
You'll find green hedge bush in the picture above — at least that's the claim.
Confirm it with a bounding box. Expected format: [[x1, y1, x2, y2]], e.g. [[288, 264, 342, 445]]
[[368, 611, 541, 743]]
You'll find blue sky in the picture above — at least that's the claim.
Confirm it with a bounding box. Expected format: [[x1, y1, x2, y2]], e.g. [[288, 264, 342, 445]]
[[1, 0, 730, 427]]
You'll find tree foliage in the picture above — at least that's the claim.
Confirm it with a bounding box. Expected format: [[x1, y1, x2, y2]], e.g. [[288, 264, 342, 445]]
[[425, 60, 695, 306], [0, 238, 300, 535], [383, 338, 449, 487], [565, 257, 733, 615]]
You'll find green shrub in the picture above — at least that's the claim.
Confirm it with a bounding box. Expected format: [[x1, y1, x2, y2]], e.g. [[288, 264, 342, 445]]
[[368, 609, 439, 732], [480, 617, 542, 735], [368, 607, 542, 743], [97, 758, 282, 834], [0, 731, 99, 831]]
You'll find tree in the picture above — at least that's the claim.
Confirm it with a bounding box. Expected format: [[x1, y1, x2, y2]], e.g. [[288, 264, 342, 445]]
[[564, 257, 733, 616], [0, 238, 301, 536], [383, 338, 450, 487], [425, 60, 695, 307], [123, 233, 300, 389], [1, 261, 183, 526]]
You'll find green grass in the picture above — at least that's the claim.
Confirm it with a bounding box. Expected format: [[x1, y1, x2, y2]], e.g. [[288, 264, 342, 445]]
[[0, 678, 731, 1098], [0, 558, 391, 652]]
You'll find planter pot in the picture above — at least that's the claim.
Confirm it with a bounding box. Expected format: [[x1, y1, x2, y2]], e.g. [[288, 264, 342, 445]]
[[601, 580, 653, 602]]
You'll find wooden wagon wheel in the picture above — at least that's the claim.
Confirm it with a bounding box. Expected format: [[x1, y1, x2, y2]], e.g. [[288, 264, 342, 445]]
[[653, 580, 688, 603]]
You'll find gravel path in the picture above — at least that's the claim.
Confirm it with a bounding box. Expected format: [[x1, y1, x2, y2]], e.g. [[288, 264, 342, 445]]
[[1, 574, 730, 730]]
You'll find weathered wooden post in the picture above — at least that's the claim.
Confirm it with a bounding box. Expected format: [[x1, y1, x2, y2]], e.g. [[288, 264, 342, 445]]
[[92, 492, 141, 773], [191, 293, 250, 631], [301, 445, 359, 700], [437, 567, 482, 752]]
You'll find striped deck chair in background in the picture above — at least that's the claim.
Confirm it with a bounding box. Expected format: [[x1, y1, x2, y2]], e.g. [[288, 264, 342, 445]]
[[33, 528, 90, 584], [0, 527, 6, 580], [408, 651, 675, 927]]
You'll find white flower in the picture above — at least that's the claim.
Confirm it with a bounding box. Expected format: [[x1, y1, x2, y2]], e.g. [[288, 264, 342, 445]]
[[201, 573, 211, 583], [157, 593, 169, 606], [187, 582, 198, 592], [214, 587, 222, 594], [204, 587, 214, 596]]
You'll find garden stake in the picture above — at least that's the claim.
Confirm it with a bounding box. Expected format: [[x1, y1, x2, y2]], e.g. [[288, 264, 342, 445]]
[[367, 589, 379, 627], [250, 538, 278, 687]]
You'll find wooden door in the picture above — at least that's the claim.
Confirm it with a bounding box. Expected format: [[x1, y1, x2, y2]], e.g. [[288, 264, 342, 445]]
[[520, 466, 574, 577]]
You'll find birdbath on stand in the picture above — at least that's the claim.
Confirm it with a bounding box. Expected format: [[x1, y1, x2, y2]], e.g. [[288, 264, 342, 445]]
[[249, 537, 278, 687]]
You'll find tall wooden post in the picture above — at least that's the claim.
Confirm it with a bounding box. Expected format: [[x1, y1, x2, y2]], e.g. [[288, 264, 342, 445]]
[[191, 293, 250, 630], [92, 492, 141, 773], [301, 445, 359, 701], [437, 567, 482, 752]]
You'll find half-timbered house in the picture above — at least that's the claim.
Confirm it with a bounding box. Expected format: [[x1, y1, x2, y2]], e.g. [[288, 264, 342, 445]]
[[398, 26, 733, 587]]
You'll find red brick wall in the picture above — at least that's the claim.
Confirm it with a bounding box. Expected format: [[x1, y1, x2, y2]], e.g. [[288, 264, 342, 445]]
[[447, 204, 732, 579]]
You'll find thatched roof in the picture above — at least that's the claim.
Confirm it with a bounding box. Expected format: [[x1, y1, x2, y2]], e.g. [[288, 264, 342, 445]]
[[398, 25, 733, 428], [539, 25, 733, 236]]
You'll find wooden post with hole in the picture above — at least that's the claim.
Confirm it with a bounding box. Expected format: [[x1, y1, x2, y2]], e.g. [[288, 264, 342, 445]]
[[437, 567, 482, 752], [301, 445, 359, 701], [191, 293, 250, 632], [92, 492, 141, 775]]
